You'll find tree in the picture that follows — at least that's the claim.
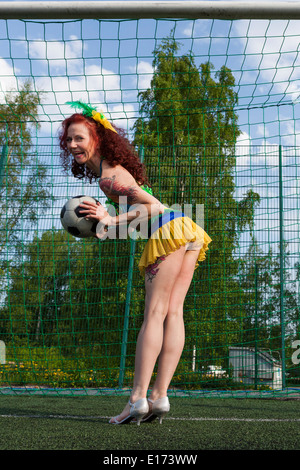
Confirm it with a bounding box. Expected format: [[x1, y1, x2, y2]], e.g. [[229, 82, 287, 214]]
[[134, 37, 239, 150], [237, 238, 299, 368], [0, 227, 137, 357], [0, 81, 51, 252], [133, 35, 261, 365]]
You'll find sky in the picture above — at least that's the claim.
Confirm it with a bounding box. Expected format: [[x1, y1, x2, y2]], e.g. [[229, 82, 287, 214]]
[[1, 0, 300, 147], [1, 0, 300, 255]]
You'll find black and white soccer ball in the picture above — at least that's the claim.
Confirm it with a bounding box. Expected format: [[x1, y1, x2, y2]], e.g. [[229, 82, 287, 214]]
[[60, 195, 99, 238]]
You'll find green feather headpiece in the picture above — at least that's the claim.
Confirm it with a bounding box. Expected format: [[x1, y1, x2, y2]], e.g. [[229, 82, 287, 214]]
[[66, 100, 117, 134], [66, 100, 96, 117]]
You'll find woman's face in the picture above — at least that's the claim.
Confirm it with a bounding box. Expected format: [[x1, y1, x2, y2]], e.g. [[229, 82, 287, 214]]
[[66, 122, 98, 166]]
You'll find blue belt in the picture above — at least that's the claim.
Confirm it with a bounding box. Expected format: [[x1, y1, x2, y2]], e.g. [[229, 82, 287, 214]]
[[148, 211, 185, 237]]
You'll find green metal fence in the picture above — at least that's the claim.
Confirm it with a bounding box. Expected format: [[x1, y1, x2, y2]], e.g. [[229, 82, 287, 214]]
[[0, 143, 299, 396]]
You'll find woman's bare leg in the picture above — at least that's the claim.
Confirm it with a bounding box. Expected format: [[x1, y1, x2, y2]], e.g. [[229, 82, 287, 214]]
[[131, 247, 189, 400], [149, 249, 201, 401], [111, 246, 187, 422]]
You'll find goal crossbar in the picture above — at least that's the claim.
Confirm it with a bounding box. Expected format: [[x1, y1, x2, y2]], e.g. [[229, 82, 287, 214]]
[[1, 1, 300, 20]]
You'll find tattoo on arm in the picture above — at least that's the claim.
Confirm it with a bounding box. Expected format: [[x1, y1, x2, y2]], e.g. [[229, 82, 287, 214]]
[[145, 255, 168, 282], [99, 175, 139, 205]]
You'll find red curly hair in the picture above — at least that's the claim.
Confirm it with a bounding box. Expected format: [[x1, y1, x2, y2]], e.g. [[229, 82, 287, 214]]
[[59, 113, 150, 186]]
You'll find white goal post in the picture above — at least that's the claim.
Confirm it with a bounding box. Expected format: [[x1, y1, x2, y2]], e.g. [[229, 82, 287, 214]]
[[1, 1, 300, 20]]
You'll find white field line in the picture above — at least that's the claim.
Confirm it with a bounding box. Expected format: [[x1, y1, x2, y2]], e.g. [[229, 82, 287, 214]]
[[0, 414, 299, 422]]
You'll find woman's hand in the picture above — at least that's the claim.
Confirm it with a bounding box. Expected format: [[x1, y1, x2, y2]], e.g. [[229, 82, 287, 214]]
[[79, 200, 112, 225]]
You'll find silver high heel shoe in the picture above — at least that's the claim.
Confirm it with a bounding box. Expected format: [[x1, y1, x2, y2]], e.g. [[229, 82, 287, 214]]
[[143, 397, 170, 424], [109, 398, 149, 426]]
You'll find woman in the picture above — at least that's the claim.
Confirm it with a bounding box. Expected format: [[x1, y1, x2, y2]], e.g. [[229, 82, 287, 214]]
[[59, 101, 212, 425]]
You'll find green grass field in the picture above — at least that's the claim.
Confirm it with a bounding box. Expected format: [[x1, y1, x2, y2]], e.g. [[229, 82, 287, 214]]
[[0, 395, 299, 452]]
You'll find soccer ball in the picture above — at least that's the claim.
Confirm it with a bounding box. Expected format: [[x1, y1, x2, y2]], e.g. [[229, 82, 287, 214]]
[[60, 195, 99, 238]]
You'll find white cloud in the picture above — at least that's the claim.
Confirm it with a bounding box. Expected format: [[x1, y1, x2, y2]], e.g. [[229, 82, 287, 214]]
[[235, 131, 252, 167], [0, 26, 156, 138], [0, 58, 19, 103], [136, 61, 153, 90], [234, 19, 300, 103], [28, 35, 83, 61]]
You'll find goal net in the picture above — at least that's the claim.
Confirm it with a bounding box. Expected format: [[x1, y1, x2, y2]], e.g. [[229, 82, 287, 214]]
[[0, 3, 299, 396]]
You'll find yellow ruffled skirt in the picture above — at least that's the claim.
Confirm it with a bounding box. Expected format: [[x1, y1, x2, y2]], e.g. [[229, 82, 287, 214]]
[[138, 215, 212, 277]]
